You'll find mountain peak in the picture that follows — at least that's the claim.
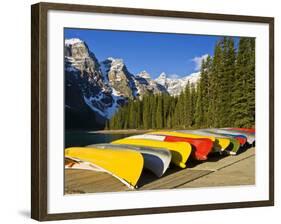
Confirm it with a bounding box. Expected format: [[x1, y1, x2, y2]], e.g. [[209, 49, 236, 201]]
[[154, 72, 200, 96], [136, 70, 151, 79], [107, 57, 123, 63], [65, 38, 83, 46], [158, 72, 167, 79], [102, 57, 125, 73]]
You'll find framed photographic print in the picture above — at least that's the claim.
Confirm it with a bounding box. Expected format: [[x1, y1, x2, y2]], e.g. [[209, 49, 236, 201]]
[[31, 2, 274, 221]]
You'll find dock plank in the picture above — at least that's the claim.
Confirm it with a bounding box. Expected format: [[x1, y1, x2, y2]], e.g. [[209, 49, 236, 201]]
[[65, 169, 130, 194], [180, 156, 255, 188], [188, 147, 255, 171], [140, 169, 212, 190]]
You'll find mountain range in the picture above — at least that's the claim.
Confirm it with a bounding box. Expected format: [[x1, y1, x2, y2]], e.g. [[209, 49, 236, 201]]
[[64, 38, 200, 129]]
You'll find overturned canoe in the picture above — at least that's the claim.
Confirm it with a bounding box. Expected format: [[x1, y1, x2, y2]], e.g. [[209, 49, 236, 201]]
[[132, 133, 213, 160], [163, 135, 213, 160], [65, 147, 144, 188], [226, 127, 255, 134], [204, 128, 255, 145], [165, 130, 230, 152], [111, 137, 192, 168], [86, 143, 171, 177]]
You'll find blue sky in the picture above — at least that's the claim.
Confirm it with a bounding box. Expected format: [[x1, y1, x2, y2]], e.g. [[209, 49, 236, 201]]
[[65, 28, 238, 79]]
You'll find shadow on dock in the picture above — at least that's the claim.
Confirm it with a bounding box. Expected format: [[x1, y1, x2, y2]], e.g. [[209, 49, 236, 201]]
[[137, 143, 254, 188]]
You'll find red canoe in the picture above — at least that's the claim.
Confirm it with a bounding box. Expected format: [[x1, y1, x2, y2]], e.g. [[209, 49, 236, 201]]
[[229, 128, 255, 134], [164, 136, 213, 160]]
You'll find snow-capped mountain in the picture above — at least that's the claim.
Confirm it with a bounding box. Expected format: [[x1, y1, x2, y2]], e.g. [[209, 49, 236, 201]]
[[155, 72, 200, 96], [134, 71, 167, 98], [100, 57, 139, 99], [64, 38, 200, 129], [64, 39, 127, 129]]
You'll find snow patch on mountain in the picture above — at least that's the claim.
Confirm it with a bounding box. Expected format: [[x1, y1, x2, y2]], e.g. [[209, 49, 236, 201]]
[[106, 88, 123, 118], [136, 70, 151, 80], [83, 88, 123, 119], [65, 38, 83, 46], [107, 58, 124, 71], [134, 71, 168, 97], [155, 72, 200, 96]]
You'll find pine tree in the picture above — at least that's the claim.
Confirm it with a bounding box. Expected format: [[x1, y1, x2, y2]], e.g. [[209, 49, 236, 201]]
[[195, 58, 210, 127], [203, 55, 212, 127], [173, 96, 180, 128], [184, 81, 192, 127], [219, 37, 236, 127], [208, 41, 223, 127], [162, 94, 170, 128], [156, 95, 163, 128], [247, 38, 255, 127], [135, 100, 142, 129], [195, 79, 203, 127], [151, 95, 157, 129], [190, 83, 197, 126], [142, 95, 150, 129], [231, 37, 255, 127]]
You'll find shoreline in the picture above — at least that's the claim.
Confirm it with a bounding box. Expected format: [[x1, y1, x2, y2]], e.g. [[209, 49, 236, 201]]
[[66, 128, 199, 134], [87, 129, 175, 134]]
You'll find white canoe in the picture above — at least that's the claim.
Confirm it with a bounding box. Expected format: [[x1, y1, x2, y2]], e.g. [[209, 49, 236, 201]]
[[65, 156, 103, 171], [178, 129, 233, 140], [127, 134, 167, 141], [86, 143, 172, 177]]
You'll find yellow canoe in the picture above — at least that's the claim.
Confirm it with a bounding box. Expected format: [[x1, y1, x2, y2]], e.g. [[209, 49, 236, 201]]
[[65, 147, 144, 188], [111, 138, 192, 168], [148, 131, 230, 152]]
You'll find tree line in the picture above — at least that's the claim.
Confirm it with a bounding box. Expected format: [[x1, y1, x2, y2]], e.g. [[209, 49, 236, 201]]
[[106, 37, 255, 130]]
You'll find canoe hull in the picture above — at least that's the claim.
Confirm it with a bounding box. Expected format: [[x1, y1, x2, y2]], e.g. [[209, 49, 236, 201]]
[[86, 143, 171, 177], [226, 128, 255, 134], [163, 136, 213, 160], [65, 147, 144, 188]]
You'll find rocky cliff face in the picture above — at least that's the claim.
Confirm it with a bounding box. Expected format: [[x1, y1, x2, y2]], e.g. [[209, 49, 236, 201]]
[[64, 38, 200, 129], [134, 71, 168, 97], [64, 39, 126, 129], [100, 58, 138, 99]]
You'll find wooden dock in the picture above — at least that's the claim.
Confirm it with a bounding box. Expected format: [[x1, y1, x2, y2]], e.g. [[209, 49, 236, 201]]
[[65, 147, 255, 194]]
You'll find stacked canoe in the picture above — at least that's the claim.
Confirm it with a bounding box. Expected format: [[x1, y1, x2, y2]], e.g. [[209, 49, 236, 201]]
[[65, 128, 255, 189]]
